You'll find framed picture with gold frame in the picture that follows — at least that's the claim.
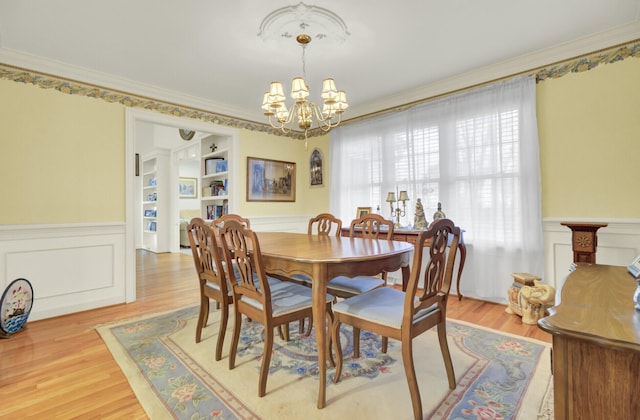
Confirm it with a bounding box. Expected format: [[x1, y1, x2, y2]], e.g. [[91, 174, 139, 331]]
[[179, 177, 197, 199], [356, 207, 372, 219], [247, 157, 296, 202]]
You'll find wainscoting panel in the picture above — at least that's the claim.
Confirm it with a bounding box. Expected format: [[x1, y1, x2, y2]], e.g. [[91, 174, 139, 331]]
[[0, 223, 126, 321], [543, 218, 640, 289], [248, 214, 310, 233]]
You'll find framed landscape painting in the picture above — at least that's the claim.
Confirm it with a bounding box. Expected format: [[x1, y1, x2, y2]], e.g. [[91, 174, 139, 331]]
[[247, 157, 296, 202], [179, 177, 197, 199]]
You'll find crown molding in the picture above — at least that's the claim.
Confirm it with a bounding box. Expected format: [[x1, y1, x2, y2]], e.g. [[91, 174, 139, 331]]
[[1, 20, 639, 138], [345, 21, 640, 121], [0, 47, 265, 124], [0, 48, 312, 139]]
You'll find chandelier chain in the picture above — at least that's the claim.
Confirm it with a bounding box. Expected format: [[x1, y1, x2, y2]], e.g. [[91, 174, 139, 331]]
[[301, 44, 307, 81]]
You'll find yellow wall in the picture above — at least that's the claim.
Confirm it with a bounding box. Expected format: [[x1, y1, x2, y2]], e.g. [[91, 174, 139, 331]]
[[0, 79, 125, 224], [0, 56, 638, 224], [537, 58, 640, 218], [236, 130, 330, 216]]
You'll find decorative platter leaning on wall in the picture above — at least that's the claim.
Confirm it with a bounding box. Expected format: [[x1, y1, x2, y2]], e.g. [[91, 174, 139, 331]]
[[0, 278, 33, 338]]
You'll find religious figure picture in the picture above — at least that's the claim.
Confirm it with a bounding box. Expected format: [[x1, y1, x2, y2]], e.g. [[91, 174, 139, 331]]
[[309, 148, 323, 187]]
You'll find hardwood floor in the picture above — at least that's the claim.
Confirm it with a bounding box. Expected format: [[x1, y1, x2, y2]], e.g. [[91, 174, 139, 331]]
[[0, 250, 551, 418]]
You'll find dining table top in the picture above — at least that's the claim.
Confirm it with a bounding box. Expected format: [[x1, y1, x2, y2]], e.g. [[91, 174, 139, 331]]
[[255, 231, 415, 263]]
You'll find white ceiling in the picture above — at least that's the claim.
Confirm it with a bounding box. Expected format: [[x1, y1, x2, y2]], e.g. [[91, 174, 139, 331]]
[[1, 1, 639, 125]]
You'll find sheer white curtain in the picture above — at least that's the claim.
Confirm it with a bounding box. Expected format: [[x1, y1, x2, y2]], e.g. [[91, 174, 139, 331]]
[[330, 75, 543, 303]]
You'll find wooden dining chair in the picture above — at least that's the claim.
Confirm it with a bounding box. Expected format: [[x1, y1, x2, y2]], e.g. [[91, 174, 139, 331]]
[[308, 212, 342, 236], [300, 213, 391, 298], [329, 213, 395, 357], [211, 213, 251, 231], [210, 213, 251, 313], [212, 213, 297, 341], [331, 219, 461, 420], [186, 217, 231, 361], [219, 220, 336, 397], [286, 212, 343, 288]]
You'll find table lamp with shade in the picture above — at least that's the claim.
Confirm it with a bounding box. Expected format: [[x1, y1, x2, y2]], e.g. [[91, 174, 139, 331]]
[[386, 187, 409, 228]]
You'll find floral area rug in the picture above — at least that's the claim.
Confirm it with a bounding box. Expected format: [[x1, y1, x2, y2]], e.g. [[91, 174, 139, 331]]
[[96, 306, 553, 419]]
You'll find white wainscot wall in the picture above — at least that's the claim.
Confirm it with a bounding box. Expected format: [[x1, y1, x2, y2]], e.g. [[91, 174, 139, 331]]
[[0, 223, 126, 321], [249, 214, 311, 233], [543, 218, 640, 289]]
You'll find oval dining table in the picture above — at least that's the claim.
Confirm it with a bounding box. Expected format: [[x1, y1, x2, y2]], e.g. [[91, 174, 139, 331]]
[[255, 231, 414, 409]]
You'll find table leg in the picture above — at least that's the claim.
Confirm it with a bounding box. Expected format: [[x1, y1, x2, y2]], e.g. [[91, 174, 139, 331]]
[[401, 264, 410, 292], [456, 241, 467, 301], [312, 263, 328, 409]]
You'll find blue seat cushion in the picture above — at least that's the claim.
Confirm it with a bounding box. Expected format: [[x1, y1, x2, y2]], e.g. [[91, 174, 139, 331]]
[[240, 281, 335, 317], [290, 274, 385, 296], [332, 287, 438, 329]]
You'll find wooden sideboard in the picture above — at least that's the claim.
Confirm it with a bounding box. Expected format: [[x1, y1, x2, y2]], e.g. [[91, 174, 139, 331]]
[[538, 264, 640, 419], [342, 227, 467, 300]]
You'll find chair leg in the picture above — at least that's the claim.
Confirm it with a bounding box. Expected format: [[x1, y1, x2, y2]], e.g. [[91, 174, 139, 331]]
[[437, 322, 456, 389], [297, 317, 313, 336], [277, 325, 284, 340], [332, 319, 343, 383], [215, 302, 229, 361], [195, 296, 209, 343], [203, 299, 211, 327], [382, 336, 388, 353], [401, 338, 422, 420], [326, 309, 335, 368], [259, 323, 274, 397], [228, 310, 242, 370], [353, 326, 361, 358], [304, 316, 313, 336]]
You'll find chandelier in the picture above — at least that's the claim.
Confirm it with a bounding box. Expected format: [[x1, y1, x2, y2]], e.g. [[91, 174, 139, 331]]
[[259, 3, 349, 143], [261, 34, 348, 141]]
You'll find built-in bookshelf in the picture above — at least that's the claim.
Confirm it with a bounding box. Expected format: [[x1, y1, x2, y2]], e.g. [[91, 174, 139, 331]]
[[200, 135, 231, 221], [141, 151, 170, 252]]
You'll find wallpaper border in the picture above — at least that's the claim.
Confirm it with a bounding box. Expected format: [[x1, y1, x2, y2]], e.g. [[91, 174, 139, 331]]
[[1, 39, 638, 140]]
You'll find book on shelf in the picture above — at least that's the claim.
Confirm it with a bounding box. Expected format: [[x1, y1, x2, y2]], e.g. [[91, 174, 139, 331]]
[[208, 179, 227, 196], [206, 204, 226, 220], [205, 157, 226, 175], [216, 160, 228, 173]]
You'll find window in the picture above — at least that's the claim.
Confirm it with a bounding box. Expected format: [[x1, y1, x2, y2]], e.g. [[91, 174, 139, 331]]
[[330, 76, 543, 302]]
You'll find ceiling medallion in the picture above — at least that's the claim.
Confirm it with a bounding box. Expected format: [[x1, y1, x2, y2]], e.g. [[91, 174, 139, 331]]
[[258, 2, 350, 44]]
